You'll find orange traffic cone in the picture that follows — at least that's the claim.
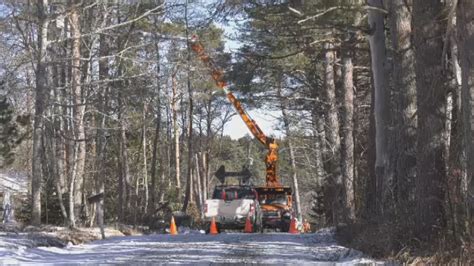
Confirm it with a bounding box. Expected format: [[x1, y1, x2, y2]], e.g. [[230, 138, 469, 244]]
[[288, 216, 299, 234], [169, 216, 178, 235], [209, 217, 219, 235], [244, 215, 253, 233]]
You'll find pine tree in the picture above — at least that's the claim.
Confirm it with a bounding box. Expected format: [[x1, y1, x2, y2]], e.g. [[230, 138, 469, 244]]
[[0, 82, 18, 168]]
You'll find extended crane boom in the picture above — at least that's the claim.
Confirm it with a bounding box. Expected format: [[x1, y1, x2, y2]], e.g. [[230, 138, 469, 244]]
[[189, 35, 280, 187]]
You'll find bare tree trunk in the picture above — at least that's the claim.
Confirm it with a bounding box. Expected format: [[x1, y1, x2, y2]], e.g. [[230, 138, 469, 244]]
[[142, 102, 149, 213], [201, 152, 208, 202], [203, 98, 213, 202], [458, 0, 474, 237], [195, 154, 202, 211], [340, 55, 355, 221], [95, 87, 107, 239], [280, 93, 302, 223], [307, 58, 326, 191], [365, 73, 377, 218], [68, 141, 78, 227], [150, 101, 161, 208], [31, 0, 49, 226], [164, 103, 173, 201], [368, 0, 389, 214], [95, 20, 109, 237], [52, 67, 68, 223], [413, 0, 447, 240], [171, 71, 181, 201], [323, 43, 342, 225], [182, 93, 194, 212], [311, 112, 325, 188], [119, 105, 131, 223], [389, 0, 417, 217], [307, 60, 326, 208], [182, 0, 194, 213], [49, 9, 68, 224], [70, 1, 85, 227], [150, 30, 161, 210]]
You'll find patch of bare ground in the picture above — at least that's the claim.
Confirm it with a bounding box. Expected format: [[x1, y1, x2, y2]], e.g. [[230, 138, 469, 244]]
[[26, 226, 126, 245], [1, 223, 146, 246], [336, 222, 473, 265]]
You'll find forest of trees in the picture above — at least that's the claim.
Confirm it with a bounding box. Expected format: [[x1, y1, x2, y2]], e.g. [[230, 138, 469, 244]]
[[0, 0, 472, 259]]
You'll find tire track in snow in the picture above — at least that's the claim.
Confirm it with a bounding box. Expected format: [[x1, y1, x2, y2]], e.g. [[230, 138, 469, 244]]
[[0, 229, 381, 264]]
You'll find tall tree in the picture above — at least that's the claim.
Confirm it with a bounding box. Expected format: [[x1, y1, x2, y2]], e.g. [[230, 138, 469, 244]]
[[367, 0, 389, 214], [457, 0, 474, 237], [324, 42, 342, 224], [340, 50, 355, 220], [171, 68, 181, 201], [413, 0, 447, 240], [31, 0, 49, 226], [279, 87, 302, 223], [389, 0, 417, 217], [182, 0, 194, 212], [69, 0, 85, 227], [150, 27, 162, 211]]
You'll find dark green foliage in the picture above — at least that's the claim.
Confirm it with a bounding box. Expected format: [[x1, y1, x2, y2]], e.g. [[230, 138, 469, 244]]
[[13, 194, 32, 224], [0, 83, 19, 168]]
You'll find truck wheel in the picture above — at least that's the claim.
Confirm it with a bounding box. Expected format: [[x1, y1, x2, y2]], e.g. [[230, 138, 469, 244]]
[[254, 212, 263, 233], [281, 222, 290, 233]]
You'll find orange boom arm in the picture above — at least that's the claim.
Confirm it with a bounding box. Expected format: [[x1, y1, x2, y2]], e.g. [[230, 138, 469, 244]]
[[189, 35, 281, 187]]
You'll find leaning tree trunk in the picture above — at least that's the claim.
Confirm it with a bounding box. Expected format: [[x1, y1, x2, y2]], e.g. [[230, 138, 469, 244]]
[[31, 0, 49, 226], [194, 154, 203, 211], [413, 0, 448, 240], [279, 88, 302, 223]]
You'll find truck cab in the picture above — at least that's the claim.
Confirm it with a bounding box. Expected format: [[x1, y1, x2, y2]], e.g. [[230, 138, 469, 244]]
[[255, 187, 293, 232], [204, 185, 262, 232]]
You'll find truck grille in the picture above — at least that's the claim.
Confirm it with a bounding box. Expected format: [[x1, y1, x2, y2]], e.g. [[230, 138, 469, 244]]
[[263, 211, 280, 218]]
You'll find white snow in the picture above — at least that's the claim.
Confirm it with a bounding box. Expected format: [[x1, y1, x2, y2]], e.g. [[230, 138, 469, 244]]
[[0, 228, 383, 265]]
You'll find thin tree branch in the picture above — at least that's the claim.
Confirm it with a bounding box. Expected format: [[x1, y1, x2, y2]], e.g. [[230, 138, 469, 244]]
[[298, 5, 388, 24]]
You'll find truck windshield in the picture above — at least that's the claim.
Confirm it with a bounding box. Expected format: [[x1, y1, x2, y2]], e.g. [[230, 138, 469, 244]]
[[211, 187, 256, 200], [212, 188, 223, 199], [259, 194, 288, 205]]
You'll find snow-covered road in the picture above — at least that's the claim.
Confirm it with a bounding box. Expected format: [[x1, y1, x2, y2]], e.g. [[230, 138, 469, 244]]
[[1, 229, 381, 265]]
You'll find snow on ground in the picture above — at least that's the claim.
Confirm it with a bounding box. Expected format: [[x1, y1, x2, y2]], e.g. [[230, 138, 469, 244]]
[[0, 228, 384, 265]]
